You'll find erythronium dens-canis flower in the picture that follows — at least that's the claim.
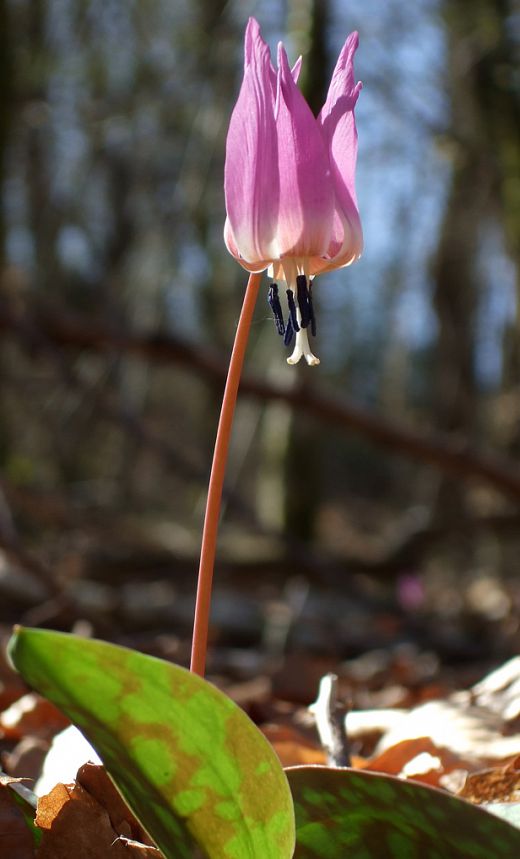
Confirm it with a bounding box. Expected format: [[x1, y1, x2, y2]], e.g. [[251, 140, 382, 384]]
[[224, 17, 363, 365]]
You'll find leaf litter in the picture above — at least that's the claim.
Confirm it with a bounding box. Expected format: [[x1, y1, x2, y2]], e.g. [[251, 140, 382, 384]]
[[2, 627, 520, 855]]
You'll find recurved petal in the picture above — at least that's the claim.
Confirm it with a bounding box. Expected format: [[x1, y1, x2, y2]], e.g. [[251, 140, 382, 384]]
[[224, 20, 279, 266], [318, 32, 363, 266], [274, 44, 334, 258], [309, 209, 363, 276]]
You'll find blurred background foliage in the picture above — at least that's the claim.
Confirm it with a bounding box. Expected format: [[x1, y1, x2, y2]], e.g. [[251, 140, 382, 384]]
[[0, 0, 519, 657]]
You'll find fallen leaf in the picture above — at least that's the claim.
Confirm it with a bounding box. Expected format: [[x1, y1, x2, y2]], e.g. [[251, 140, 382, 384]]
[[0, 781, 36, 858], [0, 692, 69, 741], [5, 736, 50, 782], [262, 724, 326, 766], [459, 757, 520, 803], [36, 780, 161, 858], [363, 736, 471, 787], [472, 656, 520, 721], [347, 659, 520, 766], [77, 762, 155, 845], [349, 698, 520, 762]]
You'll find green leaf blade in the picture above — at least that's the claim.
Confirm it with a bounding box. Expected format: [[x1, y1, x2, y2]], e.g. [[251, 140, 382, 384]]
[[8, 627, 295, 859], [286, 765, 520, 858]]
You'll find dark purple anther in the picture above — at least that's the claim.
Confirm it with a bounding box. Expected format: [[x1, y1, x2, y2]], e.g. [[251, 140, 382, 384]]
[[268, 284, 286, 336], [296, 274, 311, 329], [283, 316, 294, 346], [286, 289, 300, 332]]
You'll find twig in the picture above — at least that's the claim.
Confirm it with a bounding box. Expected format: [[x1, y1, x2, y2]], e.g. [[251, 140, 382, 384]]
[[309, 673, 351, 767]]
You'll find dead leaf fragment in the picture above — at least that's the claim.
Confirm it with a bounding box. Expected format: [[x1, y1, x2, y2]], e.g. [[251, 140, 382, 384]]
[[262, 723, 327, 767], [0, 782, 35, 858], [0, 692, 69, 741], [36, 780, 161, 858], [77, 762, 155, 845], [459, 757, 520, 804], [363, 735, 470, 787], [472, 656, 520, 721], [349, 698, 520, 763]]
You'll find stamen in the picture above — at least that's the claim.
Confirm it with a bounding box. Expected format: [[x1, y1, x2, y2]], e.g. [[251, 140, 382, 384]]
[[296, 274, 311, 329], [308, 281, 316, 337], [283, 316, 294, 347], [267, 284, 285, 336], [287, 328, 320, 366], [286, 289, 300, 332]]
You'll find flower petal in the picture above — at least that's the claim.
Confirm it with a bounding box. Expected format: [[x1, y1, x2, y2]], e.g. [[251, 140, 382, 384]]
[[274, 43, 334, 258], [291, 56, 302, 83], [318, 31, 363, 266], [224, 217, 271, 272], [224, 18, 280, 265]]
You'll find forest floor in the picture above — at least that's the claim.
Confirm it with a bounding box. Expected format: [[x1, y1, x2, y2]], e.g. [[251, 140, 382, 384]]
[[1, 535, 520, 855]]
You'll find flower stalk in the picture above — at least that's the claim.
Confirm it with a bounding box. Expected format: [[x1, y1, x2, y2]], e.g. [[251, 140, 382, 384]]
[[190, 272, 262, 677], [191, 15, 363, 674]]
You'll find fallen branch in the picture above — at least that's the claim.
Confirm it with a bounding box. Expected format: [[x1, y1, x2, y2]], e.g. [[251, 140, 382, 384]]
[[2, 302, 520, 502]]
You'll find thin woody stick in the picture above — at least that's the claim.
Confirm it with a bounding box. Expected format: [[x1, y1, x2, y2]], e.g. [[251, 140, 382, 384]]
[[309, 673, 351, 767], [190, 272, 262, 677]]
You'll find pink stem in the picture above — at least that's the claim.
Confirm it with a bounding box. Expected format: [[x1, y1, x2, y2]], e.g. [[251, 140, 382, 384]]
[[190, 272, 262, 676]]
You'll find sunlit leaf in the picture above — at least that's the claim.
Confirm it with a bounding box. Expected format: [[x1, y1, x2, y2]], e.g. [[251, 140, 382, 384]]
[[286, 765, 520, 858], [8, 627, 295, 859]]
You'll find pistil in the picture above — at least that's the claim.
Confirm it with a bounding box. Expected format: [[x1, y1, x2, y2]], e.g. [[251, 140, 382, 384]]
[[287, 325, 320, 366]]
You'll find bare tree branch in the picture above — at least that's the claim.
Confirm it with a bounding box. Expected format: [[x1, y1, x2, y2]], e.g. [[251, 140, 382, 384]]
[[2, 301, 520, 502]]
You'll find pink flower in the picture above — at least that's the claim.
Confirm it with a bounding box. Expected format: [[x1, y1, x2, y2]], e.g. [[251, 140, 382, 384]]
[[224, 18, 363, 365]]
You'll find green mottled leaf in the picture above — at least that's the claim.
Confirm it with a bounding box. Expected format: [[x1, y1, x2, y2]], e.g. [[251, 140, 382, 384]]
[[8, 627, 295, 859], [286, 765, 520, 858]]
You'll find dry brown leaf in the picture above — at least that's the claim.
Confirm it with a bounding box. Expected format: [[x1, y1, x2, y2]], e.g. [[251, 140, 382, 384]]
[[0, 692, 69, 741], [362, 735, 469, 787], [272, 740, 327, 767], [348, 698, 520, 763], [472, 657, 520, 721], [5, 736, 50, 783], [0, 781, 36, 859], [346, 659, 520, 766], [36, 780, 161, 858], [459, 756, 520, 804], [77, 762, 155, 845], [262, 723, 327, 767]]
